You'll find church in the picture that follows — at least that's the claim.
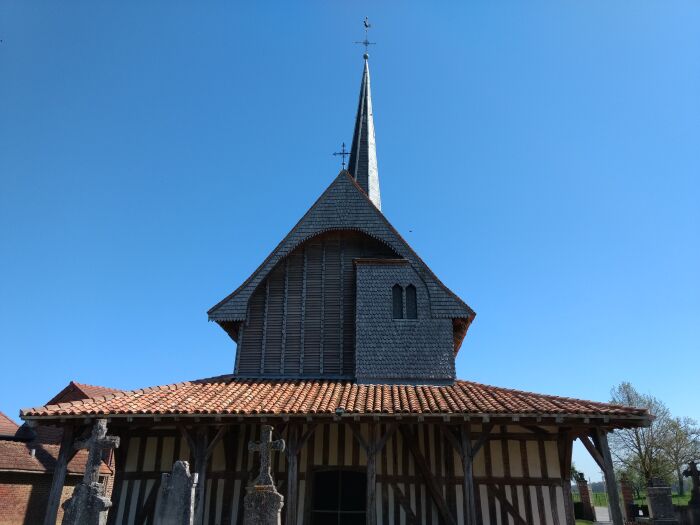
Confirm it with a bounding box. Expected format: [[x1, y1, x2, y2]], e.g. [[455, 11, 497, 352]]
[[21, 49, 649, 525]]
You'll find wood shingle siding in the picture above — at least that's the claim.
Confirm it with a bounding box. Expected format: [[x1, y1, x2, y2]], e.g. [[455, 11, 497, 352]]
[[235, 231, 396, 378]]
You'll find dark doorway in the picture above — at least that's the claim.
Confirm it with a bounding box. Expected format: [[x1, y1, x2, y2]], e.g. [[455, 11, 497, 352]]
[[311, 469, 366, 524]]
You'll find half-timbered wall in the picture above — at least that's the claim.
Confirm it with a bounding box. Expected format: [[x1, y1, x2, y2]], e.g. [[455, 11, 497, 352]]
[[236, 231, 397, 378], [108, 422, 571, 525]]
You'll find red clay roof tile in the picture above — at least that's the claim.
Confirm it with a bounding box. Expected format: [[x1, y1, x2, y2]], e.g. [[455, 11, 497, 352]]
[[0, 411, 19, 437], [0, 441, 112, 475], [20, 377, 648, 423]]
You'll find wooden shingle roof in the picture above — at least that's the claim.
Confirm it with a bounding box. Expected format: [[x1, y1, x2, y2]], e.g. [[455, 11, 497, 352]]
[[208, 172, 475, 324]]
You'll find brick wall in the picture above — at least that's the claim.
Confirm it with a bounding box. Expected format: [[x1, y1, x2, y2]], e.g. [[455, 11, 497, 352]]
[[0, 473, 79, 525]]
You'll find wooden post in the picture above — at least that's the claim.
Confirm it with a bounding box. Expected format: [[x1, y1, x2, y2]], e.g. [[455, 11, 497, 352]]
[[349, 422, 395, 525], [558, 430, 576, 525], [193, 427, 209, 525], [460, 424, 477, 525], [285, 423, 315, 525], [285, 426, 299, 525], [594, 429, 624, 525], [44, 425, 75, 525]]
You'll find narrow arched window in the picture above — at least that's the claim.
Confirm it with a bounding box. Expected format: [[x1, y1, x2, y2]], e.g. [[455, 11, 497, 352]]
[[392, 284, 404, 319], [406, 284, 417, 319]]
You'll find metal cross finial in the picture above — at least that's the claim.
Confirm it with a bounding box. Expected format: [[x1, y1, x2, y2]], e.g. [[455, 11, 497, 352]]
[[333, 142, 349, 170], [248, 425, 285, 486], [354, 17, 376, 56]]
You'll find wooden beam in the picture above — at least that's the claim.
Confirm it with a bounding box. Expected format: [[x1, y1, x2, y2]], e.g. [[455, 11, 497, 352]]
[[285, 425, 300, 525], [461, 424, 477, 525], [487, 484, 528, 525], [594, 429, 624, 525], [400, 426, 457, 525], [580, 435, 605, 471], [284, 423, 316, 525], [390, 482, 418, 525], [192, 427, 209, 525], [558, 430, 576, 525], [366, 423, 378, 525], [471, 423, 494, 457], [205, 426, 228, 459], [348, 422, 369, 452], [43, 425, 74, 525]]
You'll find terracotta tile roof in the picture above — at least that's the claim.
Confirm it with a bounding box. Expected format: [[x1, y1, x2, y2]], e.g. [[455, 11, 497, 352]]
[[0, 441, 112, 475], [46, 381, 122, 406], [0, 411, 19, 437], [20, 377, 648, 424]]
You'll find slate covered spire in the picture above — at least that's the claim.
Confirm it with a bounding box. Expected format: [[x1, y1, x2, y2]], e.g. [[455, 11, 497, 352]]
[[347, 54, 381, 210]]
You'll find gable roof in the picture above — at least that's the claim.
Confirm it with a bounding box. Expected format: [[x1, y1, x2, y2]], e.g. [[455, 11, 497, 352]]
[[46, 381, 121, 406], [19, 375, 649, 429], [209, 171, 475, 325], [0, 411, 19, 438]]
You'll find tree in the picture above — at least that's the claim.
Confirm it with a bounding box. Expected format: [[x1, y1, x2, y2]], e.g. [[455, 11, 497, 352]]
[[608, 382, 673, 484], [663, 417, 700, 495]]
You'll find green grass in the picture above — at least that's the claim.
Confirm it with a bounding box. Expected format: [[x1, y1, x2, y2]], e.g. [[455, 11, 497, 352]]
[[576, 521, 594, 525], [633, 493, 691, 506]]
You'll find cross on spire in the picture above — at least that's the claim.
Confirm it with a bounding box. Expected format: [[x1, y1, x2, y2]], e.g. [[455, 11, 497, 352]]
[[333, 142, 350, 170], [354, 17, 376, 56], [248, 425, 285, 486]]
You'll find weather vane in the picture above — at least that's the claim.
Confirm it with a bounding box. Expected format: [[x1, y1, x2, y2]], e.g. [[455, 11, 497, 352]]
[[333, 142, 349, 170], [354, 17, 376, 55]]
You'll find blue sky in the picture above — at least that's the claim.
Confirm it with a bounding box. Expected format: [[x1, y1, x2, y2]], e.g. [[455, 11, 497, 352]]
[[1, 1, 698, 480]]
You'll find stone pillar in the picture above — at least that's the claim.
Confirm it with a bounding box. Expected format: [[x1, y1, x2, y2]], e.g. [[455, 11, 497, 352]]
[[576, 473, 595, 522], [620, 475, 635, 521], [647, 477, 679, 524], [154, 461, 198, 525]]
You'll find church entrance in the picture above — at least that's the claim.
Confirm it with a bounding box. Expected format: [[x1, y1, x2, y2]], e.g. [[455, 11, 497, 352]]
[[310, 468, 366, 524]]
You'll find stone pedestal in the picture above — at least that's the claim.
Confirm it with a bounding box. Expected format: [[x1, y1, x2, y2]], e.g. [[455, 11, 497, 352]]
[[154, 461, 198, 525], [244, 485, 284, 525], [647, 478, 679, 524], [61, 482, 111, 525]]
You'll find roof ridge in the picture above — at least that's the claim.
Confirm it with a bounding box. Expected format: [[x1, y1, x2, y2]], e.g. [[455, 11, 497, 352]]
[[72, 381, 120, 392]]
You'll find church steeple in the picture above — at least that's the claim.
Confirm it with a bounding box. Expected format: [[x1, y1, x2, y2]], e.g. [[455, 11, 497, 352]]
[[347, 54, 381, 210]]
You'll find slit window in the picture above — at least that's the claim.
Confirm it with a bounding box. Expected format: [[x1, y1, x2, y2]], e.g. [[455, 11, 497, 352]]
[[406, 284, 417, 319], [392, 284, 404, 319]]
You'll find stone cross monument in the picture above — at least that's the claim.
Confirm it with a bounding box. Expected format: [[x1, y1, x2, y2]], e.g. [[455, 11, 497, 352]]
[[62, 419, 120, 525], [684, 461, 700, 507], [244, 425, 285, 525]]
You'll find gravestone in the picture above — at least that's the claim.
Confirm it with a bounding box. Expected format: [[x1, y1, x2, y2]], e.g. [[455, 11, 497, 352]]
[[62, 419, 120, 525], [685, 461, 700, 507], [243, 425, 285, 525], [646, 477, 679, 524], [153, 460, 198, 525]]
